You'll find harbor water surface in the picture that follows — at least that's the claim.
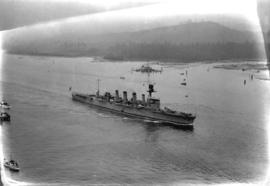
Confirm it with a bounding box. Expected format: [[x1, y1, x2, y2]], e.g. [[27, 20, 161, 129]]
[[0, 54, 269, 185]]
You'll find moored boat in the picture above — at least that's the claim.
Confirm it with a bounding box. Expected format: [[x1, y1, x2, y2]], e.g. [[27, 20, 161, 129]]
[[0, 101, 11, 109], [0, 112, 10, 121], [4, 159, 20, 172]]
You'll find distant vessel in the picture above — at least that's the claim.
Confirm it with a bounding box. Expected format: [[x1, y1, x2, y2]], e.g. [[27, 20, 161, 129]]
[[72, 83, 195, 129], [4, 159, 20, 172], [134, 64, 162, 73], [0, 101, 11, 109], [0, 112, 10, 121]]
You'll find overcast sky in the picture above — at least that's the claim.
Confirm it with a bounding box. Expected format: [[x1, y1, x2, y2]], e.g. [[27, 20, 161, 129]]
[[0, 0, 260, 31], [0, 0, 154, 31]]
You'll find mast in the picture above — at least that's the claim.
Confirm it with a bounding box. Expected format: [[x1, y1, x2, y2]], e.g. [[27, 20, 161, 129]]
[[147, 84, 155, 97], [144, 66, 156, 98], [96, 79, 100, 96]]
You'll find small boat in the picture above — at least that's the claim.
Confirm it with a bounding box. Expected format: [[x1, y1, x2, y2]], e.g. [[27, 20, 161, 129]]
[[4, 159, 20, 172], [120, 76, 125, 80], [0, 101, 11, 109], [134, 65, 162, 73], [0, 112, 10, 121], [181, 82, 187, 86]]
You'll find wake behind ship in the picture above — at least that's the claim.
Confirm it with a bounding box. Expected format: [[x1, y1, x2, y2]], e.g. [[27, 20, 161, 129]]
[[72, 84, 196, 130]]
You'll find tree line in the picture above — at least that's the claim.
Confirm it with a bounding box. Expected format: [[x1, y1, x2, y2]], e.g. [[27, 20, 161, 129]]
[[104, 42, 263, 62]]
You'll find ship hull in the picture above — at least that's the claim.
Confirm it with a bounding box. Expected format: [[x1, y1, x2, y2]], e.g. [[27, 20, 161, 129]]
[[72, 92, 194, 130]]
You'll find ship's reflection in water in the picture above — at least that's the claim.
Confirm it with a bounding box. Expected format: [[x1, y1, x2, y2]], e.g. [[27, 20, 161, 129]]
[[0, 54, 269, 185]]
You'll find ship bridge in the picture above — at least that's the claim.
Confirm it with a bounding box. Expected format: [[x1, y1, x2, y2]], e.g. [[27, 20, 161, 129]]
[[147, 97, 160, 110]]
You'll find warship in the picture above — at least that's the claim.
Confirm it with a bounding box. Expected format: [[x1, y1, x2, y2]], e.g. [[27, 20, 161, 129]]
[[72, 83, 196, 129]]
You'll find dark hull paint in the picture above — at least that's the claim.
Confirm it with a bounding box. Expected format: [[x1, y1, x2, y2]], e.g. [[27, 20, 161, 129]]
[[72, 93, 194, 130]]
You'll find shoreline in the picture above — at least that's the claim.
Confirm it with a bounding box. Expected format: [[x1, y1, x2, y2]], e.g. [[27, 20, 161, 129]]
[[213, 63, 269, 71], [4, 51, 264, 64]]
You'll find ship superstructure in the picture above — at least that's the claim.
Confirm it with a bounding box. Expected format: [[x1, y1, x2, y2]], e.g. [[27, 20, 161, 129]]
[[72, 83, 195, 129]]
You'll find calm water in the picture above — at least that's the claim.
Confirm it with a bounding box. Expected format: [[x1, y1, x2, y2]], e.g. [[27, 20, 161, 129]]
[[0, 54, 269, 185]]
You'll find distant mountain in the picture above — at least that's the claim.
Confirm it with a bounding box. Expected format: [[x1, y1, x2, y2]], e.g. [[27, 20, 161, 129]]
[[4, 21, 263, 62], [83, 21, 257, 48]]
